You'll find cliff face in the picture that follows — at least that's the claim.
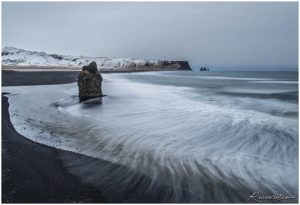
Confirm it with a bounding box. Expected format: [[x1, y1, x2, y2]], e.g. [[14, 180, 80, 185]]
[[2, 47, 191, 71], [169, 61, 191, 70]]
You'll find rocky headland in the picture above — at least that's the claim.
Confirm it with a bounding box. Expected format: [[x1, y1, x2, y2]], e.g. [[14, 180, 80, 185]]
[[2, 47, 192, 72]]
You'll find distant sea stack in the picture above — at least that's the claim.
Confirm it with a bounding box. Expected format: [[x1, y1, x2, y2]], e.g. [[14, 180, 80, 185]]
[[78, 61, 103, 101], [2, 47, 192, 72]]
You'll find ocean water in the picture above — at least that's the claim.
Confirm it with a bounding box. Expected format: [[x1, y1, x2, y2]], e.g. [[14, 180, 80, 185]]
[[3, 71, 298, 202]]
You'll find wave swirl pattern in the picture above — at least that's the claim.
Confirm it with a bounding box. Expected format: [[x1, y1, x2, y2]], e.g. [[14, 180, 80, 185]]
[[4, 71, 298, 202]]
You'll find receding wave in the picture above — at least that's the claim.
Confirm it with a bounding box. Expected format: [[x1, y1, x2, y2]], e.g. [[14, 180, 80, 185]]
[[250, 80, 298, 84], [219, 89, 298, 103], [3, 72, 298, 202]]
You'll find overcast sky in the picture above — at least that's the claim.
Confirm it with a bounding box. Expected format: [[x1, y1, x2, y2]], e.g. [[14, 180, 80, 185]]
[[2, 2, 298, 70]]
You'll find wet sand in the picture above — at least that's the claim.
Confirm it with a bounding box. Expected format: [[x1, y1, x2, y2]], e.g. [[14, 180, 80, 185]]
[[2, 65, 81, 72], [2, 70, 80, 86]]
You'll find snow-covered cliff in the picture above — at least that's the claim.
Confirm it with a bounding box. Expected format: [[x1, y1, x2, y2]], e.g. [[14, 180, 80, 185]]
[[2, 47, 191, 71]]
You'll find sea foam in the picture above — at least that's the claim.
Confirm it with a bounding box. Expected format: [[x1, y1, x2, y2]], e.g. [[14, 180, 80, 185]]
[[3, 72, 298, 202]]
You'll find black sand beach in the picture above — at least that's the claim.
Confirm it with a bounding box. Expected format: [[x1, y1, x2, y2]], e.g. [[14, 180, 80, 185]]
[[2, 70, 80, 86], [2, 70, 175, 203], [2, 70, 107, 203]]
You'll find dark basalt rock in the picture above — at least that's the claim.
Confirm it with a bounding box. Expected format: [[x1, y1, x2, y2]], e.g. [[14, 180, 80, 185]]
[[160, 61, 191, 70], [49, 54, 63, 60], [82, 61, 98, 74], [175, 61, 191, 70], [2, 51, 9, 56], [78, 61, 103, 102]]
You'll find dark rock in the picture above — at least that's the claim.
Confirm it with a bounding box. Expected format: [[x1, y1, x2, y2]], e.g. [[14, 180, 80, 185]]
[[78, 61, 103, 101], [49, 54, 63, 60], [2, 51, 10, 56], [160, 61, 191, 70], [171, 61, 191, 70], [162, 61, 170, 66], [82, 61, 98, 74]]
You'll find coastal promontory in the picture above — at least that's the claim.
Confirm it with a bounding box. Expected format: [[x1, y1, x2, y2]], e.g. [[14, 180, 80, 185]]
[[2, 47, 192, 72]]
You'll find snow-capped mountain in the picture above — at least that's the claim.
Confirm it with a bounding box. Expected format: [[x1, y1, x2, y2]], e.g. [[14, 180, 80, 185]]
[[2, 47, 191, 71]]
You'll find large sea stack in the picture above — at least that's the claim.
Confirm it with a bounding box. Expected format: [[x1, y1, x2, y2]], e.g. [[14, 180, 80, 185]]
[[78, 61, 103, 101]]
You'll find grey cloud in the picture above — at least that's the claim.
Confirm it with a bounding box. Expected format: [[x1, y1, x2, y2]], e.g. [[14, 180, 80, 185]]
[[2, 2, 298, 70]]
